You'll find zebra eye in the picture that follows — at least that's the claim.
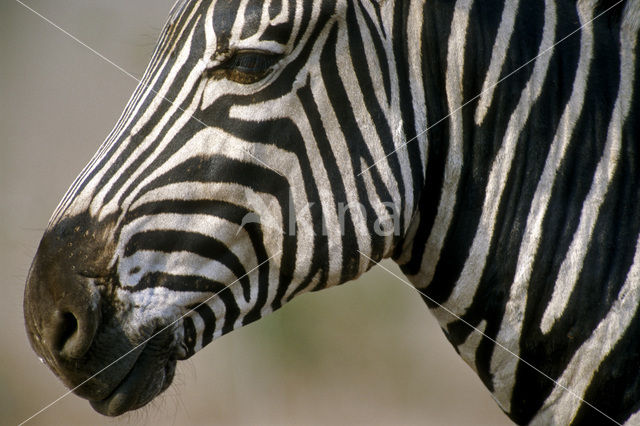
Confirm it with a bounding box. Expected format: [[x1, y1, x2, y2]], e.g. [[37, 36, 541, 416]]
[[209, 50, 282, 84]]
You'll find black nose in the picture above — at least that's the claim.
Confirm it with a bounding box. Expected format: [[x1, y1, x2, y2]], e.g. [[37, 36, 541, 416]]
[[25, 258, 102, 363], [24, 213, 106, 364]]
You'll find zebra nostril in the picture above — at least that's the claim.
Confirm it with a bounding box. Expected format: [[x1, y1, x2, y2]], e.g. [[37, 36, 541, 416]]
[[48, 306, 98, 360], [53, 311, 79, 351]]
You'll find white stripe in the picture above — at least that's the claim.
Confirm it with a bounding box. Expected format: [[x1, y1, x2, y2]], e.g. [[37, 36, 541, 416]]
[[500, 1, 640, 416], [114, 77, 208, 216], [474, 0, 520, 125], [457, 320, 487, 374], [319, 21, 371, 268], [64, 12, 204, 220], [121, 251, 238, 289], [49, 2, 200, 225], [406, 0, 428, 179], [271, 0, 291, 26], [624, 409, 640, 426], [434, 0, 557, 327], [189, 308, 206, 353], [488, 0, 592, 407], [531, 233, 640, 425], [119, 213, 259, 272], [286, 0, 305, 49], [327, 10, 403, 234], [230, 0, 251, 42], [126, 180, 285, 258], [286, 96, 345, 286], [511, 0, 595, 337], [436, 0, 557, 411], [127, 287, 209, 322], [360, 157, 395, 257], [360, 0, 417, 229], [97, 30, 207, 220], [412, 0, 474, 288], [541, 0, 639, 333]]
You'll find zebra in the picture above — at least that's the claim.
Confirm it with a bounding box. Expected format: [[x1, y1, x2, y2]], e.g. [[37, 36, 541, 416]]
[[22, 0, 640, 424]]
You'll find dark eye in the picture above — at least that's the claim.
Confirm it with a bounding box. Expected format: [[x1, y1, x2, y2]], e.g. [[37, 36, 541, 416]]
[[209, 51, 282, 84]]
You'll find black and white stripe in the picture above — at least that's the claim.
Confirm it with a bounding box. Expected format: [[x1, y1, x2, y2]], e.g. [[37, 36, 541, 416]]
[[398, 0, 640, 423], [33, 0, 640, 423]]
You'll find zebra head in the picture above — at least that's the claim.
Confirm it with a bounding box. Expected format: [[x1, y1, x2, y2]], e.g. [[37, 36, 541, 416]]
[[24, 0, 425, 416]]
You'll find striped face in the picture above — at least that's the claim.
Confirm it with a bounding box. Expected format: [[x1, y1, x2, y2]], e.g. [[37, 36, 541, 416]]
[[24, 0, 424, 415]]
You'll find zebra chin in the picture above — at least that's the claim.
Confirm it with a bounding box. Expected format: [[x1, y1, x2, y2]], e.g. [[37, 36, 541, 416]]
[[87, 331, 178, 417], [23, 212, 182, 416]]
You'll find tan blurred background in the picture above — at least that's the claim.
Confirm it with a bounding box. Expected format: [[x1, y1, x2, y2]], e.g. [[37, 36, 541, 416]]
[[1, 1, 512, 424]]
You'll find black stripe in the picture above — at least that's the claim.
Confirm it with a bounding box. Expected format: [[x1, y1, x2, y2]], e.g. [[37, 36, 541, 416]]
[[183, 316, 197, 358], [194, 303, 216, 348], [424, 0, 547, 308], [212, 0, 243, 51], [125, 230, 251, 302], [79, 5, 206, 204], [134, 272, 241, 335], [241, 2, 262, 39], [123, 198, 274, 322], [356, 0, 391, 104], [269, 0, 282, 20], [399, 0, 456, 275], [297, 67, 361, 282], [509, 9, 624, 422]]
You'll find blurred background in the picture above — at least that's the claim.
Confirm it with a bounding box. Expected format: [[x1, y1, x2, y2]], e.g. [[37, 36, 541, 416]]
[[1, 1, 512, 424]]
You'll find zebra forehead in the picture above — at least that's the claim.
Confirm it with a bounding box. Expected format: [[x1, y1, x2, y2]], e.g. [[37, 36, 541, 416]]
[[166, 0, 362, 56]]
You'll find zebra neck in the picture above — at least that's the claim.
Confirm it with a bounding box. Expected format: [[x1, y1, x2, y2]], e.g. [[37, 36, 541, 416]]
[[394, 0, 640, 423]]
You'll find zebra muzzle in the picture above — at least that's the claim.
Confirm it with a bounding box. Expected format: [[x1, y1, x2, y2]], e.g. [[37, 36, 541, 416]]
[[23, 212, 179, 415]]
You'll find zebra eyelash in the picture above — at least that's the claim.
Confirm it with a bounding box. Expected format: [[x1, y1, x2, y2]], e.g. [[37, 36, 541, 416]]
[[208, 50, 283, 84]]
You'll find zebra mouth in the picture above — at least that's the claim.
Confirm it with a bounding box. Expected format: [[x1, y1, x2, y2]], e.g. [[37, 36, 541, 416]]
[[89, 339, 177, 416]]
